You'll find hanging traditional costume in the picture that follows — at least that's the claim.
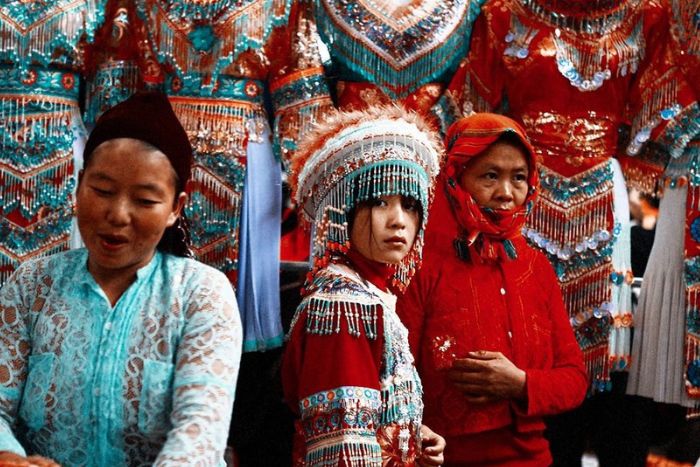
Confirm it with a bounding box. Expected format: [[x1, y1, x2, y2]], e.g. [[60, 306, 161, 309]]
[[438, 0, 675, 392], [86, 0, 334, 351], [397, 113, 587, 465], [624, 0, 700, 408], [311, 0, 483, 122], [281, 106, 442, 465], [0, 1, 107, 287]]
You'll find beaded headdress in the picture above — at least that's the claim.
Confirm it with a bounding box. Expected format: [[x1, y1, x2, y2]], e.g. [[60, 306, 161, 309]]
[[292, 106, 443, 291]]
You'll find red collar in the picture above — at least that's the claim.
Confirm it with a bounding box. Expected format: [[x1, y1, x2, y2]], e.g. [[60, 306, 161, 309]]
[[344, 248, 392, 292]]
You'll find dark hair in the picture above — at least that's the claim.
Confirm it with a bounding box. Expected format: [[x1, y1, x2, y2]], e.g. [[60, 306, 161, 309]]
[[494, 132, 532, 168], [82, 139, 192, 258]]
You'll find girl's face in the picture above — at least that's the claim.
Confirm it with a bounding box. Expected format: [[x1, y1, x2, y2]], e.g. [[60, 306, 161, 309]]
[[350, 194, 420, 264], [458, 142, 529, 210], [77, 138, 187, 280]]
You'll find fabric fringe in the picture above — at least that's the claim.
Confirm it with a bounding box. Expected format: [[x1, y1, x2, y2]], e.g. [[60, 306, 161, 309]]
[[627, 76, 682, 156], [0, 90, 80, 287], [306, 438, 382, 467], [552, 16, 644, 92], [274, 94, 333, 164], [584, 341, 612, 393], [0, 238, 70, 286], [303, 297, 379, 339], [527, 161, 619, 386], [0, 0, 106, 70], [140, 0, 291, 85], [185, 167, 243, 282], [316, 0, 480, 99], [608, 220, 633, 370], [83, 59, 141, 125], [380, 382, 423, 425], [170, 96, 267, 156], [657, 103, 700, 160]]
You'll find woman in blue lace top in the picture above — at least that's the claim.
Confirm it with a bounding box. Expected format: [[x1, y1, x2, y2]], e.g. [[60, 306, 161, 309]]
[[0, 92, 242, 467]]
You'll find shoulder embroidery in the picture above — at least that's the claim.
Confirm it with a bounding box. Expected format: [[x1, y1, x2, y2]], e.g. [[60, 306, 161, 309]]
[[291, 267, 382, 339]]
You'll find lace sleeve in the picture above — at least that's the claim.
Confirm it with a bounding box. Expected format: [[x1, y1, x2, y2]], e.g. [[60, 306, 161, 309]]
[[0, 267, 33, 456], [154, 270, 242, 466]]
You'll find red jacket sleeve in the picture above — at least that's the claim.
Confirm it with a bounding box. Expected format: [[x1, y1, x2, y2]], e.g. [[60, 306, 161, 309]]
[[282, 295, 386, 466], [521, 259, 588, 417]]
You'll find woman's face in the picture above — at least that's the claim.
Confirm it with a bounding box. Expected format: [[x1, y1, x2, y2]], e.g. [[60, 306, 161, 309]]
[[76, 138, 186, 279], [350, 194, 420, 264], [458, 142, 529, 210]]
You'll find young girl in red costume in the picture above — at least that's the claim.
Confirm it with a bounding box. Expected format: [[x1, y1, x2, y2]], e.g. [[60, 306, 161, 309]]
[[282, 106, 445, 466]]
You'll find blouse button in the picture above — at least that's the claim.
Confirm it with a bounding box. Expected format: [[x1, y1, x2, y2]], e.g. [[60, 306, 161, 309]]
[[94, 389, 100, 397], [104, 322, 112, 331], [500, 288, 506, 295]]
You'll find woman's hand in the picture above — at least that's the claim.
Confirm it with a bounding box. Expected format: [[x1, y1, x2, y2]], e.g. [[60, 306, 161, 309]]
[[448, 350, 526, 404], [0, 451, 60, 467], [418, 424, 445, 466]]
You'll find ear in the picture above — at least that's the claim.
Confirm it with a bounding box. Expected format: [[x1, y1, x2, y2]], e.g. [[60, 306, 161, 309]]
[[166, 192, 188, 227]]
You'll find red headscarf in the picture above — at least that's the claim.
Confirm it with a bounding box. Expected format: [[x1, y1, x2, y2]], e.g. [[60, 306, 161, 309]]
[[438, 113, 539, 263]]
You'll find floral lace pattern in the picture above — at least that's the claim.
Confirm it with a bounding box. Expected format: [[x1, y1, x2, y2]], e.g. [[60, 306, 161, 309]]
[[0, 249, 242, 466]]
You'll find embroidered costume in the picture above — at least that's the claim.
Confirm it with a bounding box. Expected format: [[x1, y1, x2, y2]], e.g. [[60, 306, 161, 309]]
[[282, 107, 442, 465], [398, 113, 587, 465], [626, 0, 700, 406], [0, 249, 242, 466], [439, 0, 674, 390], [0, 1, 107, 287], [312, 0, 483, 122], [86, 0, 333, 350]]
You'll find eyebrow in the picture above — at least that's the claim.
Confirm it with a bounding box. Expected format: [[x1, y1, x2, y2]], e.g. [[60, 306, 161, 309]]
[[482, 164, 528, 172], [86, 172, 169, 196]]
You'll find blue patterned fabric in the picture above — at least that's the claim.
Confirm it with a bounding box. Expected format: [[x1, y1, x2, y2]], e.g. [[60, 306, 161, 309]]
[[0, 249, 242, 466]]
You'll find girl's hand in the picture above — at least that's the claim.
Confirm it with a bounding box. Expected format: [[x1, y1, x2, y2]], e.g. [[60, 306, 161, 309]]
[[418, 424, 445, 466]]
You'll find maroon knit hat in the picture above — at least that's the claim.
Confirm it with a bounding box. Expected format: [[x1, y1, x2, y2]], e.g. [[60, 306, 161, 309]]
[[83, 91, 192, 190]]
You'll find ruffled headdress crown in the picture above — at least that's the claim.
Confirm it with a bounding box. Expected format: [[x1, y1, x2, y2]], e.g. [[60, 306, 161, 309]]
[[292, 105, 443, 291]]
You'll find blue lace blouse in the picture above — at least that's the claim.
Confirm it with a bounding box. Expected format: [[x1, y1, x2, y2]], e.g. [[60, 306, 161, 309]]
[[0, 249, 242, 466]]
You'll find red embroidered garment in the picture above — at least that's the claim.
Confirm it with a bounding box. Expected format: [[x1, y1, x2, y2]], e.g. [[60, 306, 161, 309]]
[[397, 184, 587, 465], [282, 263, 424, 466]]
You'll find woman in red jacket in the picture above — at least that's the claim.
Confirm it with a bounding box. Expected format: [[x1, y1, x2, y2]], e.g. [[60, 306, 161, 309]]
[[397, 113, 588, 466]]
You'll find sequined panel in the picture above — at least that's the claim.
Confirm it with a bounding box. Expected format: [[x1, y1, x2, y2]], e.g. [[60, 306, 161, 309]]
[[171, 88, 266, 286], [521, 111, 617, 175], [335, 81, 443, 114], [518, 0, 641, 34], [525, 161, 617, 391], [0, 0, 105, 69], [317, 0, 480, 99], [138, 0, 292, 85], [0, 68, 81, 287]]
